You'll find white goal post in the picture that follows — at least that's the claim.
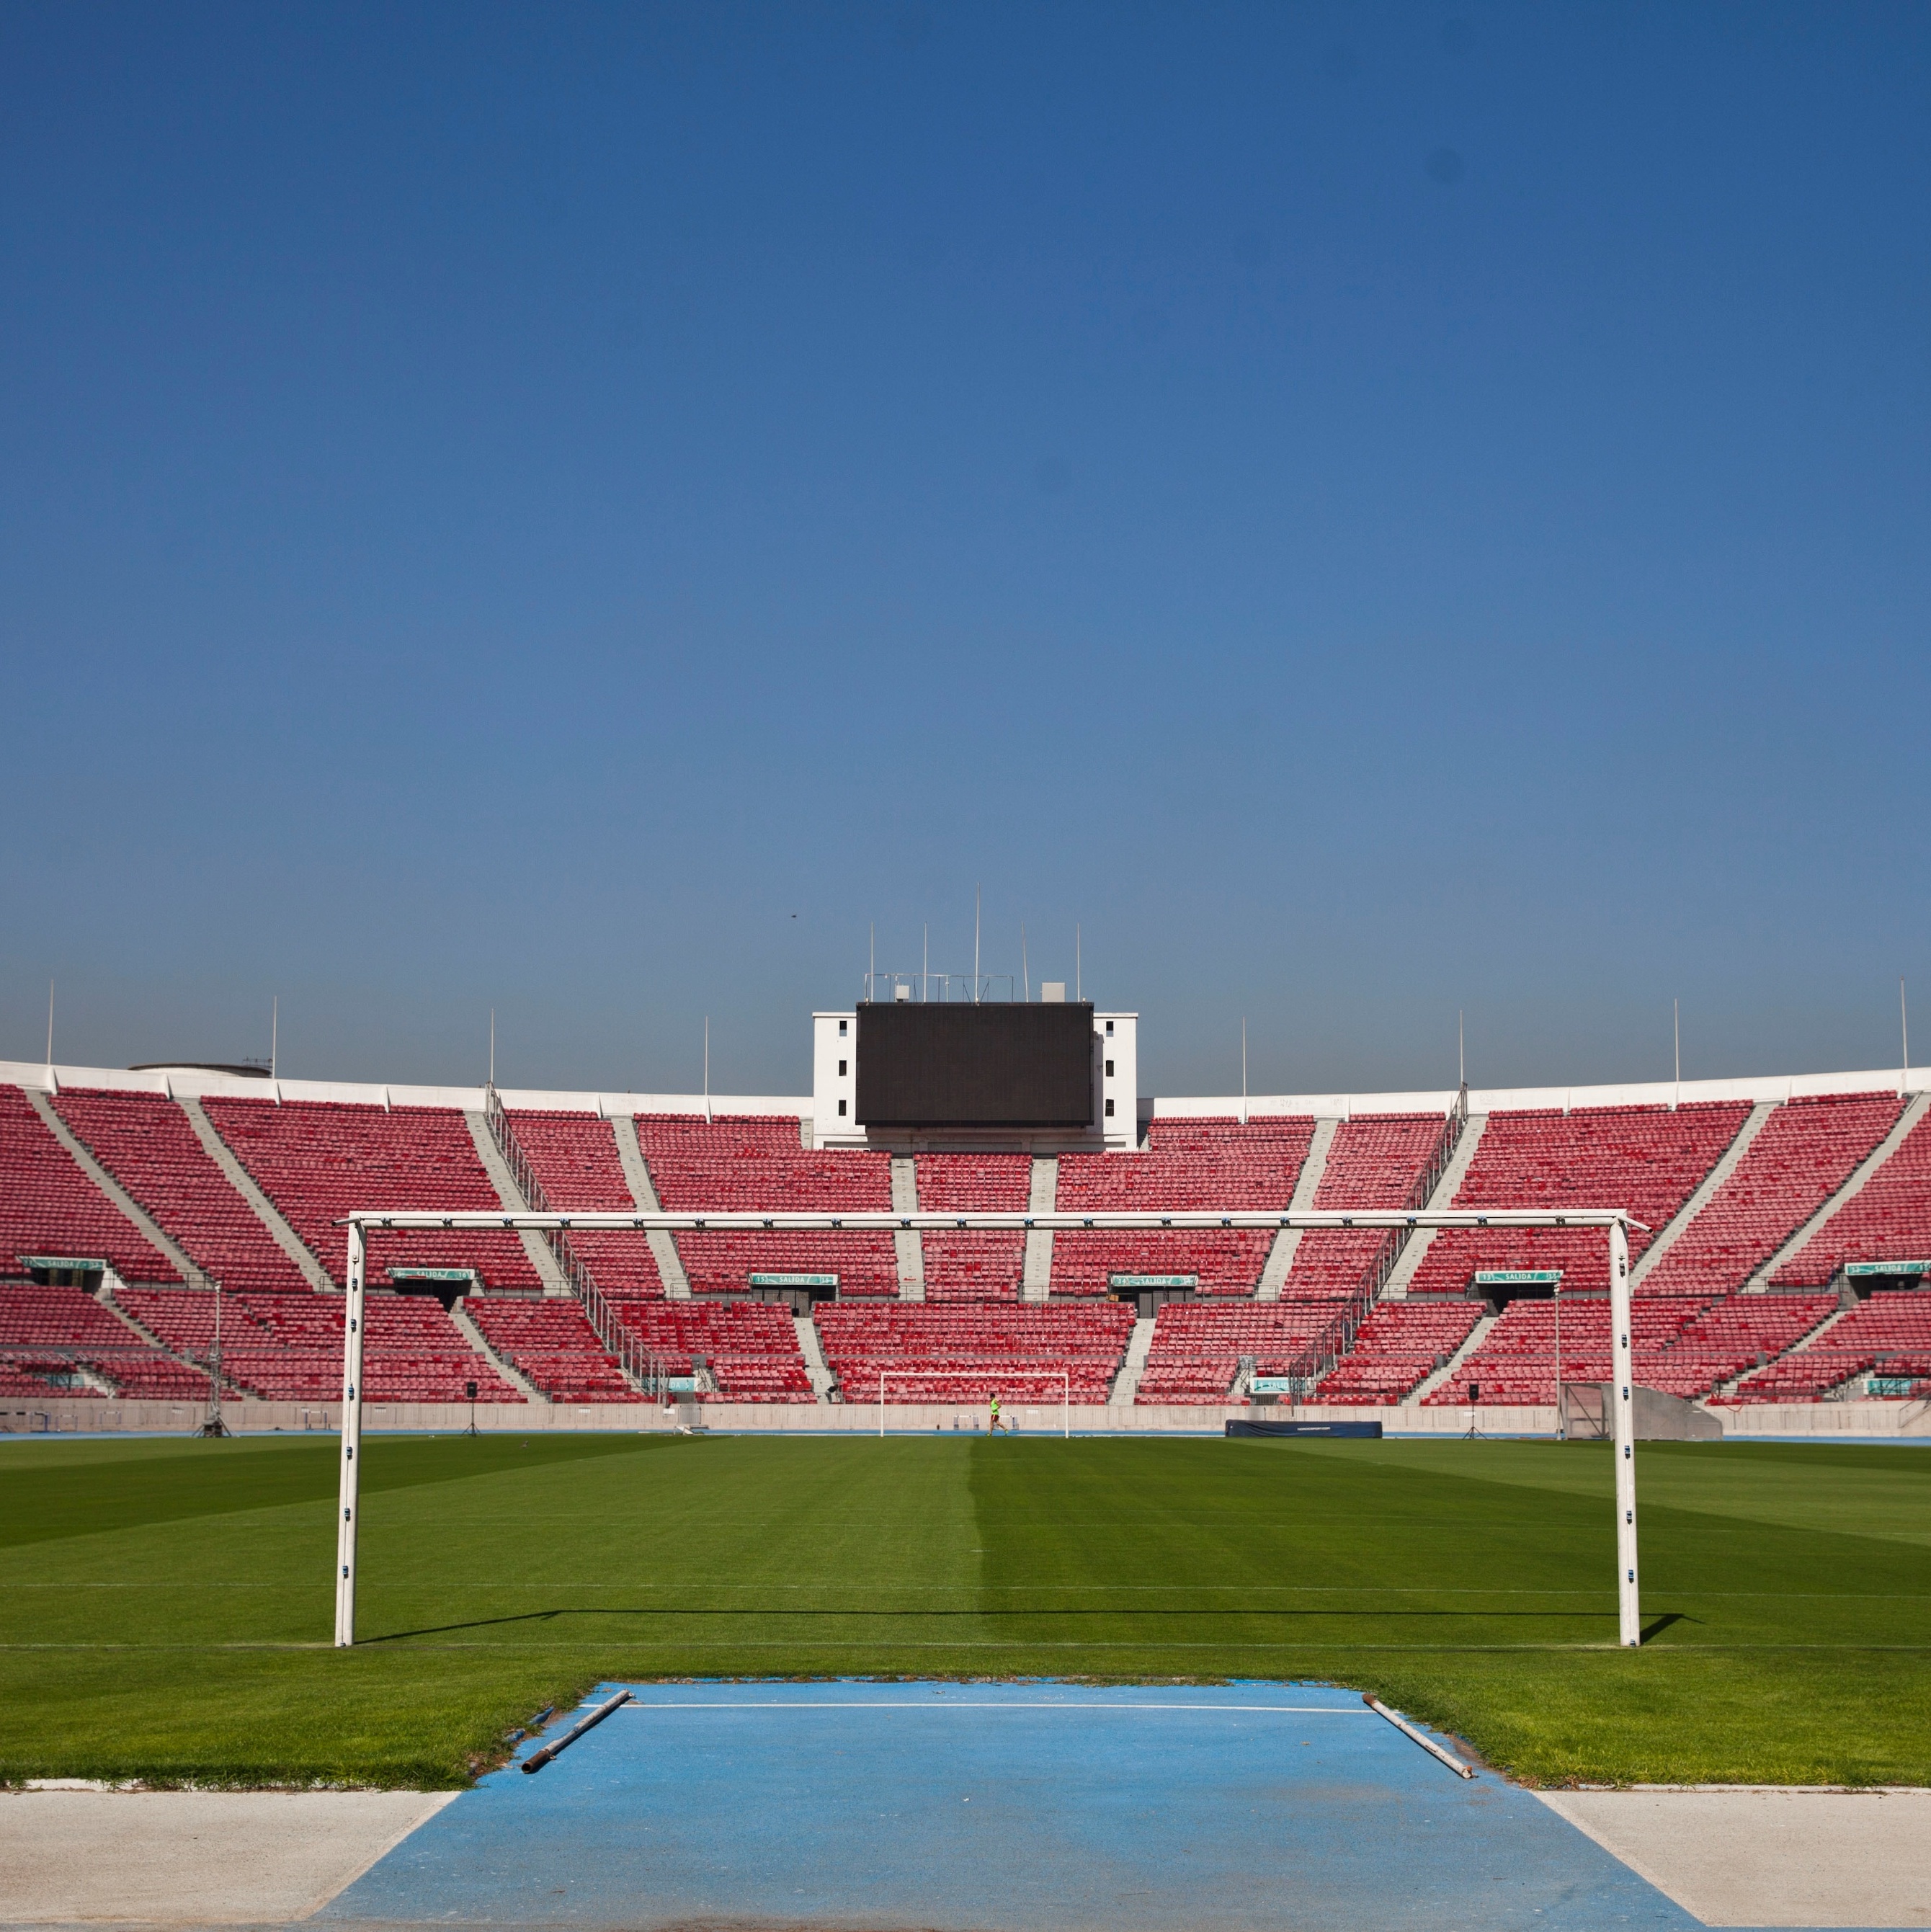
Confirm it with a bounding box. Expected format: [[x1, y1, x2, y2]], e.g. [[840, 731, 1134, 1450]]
[[333, 1208, 1644, 1650]]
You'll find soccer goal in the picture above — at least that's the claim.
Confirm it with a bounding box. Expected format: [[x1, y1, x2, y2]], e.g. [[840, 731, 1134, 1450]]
[[330, 1206, 1644, 1649]]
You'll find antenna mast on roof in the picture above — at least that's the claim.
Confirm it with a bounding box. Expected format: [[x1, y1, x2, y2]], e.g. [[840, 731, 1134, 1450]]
[[1673, 999, 1680, 1112], [489, 1010, 495, 1091], [1241, 1018, 1248, 1126], [974, 885, 981, 1003], [1022, 922, 1029, 1002], [1076, 925, 1081, 1002], [704, 1016, 711, 1124], [922, 924, 928, 1002], [270, 997, 278, 1081], [45, 979, 54, 1069], [1904, 978, 1911, 1098]]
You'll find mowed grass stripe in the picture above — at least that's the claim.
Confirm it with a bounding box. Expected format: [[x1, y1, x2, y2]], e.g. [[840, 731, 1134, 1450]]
[[0, 1433, 1925, 1787]]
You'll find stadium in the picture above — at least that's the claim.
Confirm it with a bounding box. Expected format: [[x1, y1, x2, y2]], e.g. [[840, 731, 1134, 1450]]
[[4, 995, 1930, 1929], [8, 3, 1931, 1928], [5, 998, 1930, 1439]]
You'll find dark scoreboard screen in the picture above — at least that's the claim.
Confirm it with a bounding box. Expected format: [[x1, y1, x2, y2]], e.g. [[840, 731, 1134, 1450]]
[[856, 1001, 1095, 1129]]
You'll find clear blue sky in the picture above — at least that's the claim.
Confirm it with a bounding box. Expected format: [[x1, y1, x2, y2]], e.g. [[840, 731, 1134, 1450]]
[[4, 2, 1927, 1099]]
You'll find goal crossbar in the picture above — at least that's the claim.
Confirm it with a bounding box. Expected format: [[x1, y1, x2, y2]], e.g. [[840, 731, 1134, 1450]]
[[333, 1208, 1649, 1234], [331, 1209, 1644, 1652]]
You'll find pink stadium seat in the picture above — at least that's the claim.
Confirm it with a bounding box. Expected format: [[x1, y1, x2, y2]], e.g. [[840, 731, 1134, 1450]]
[[611, 1300, 813, 1402], [816, 1301, 1133, 1403], [0, 1085, 179, 1285], [1721, 1288, 1931, 1402], [1643, 1094, 1906, 1296], [917, 1154, 1030, 1301], [1133, 1301, 1336, 1404], [1773, 1109, 1931, 1288], [120, 1284, 522, 1404], [465, 1295, 633, 1401], [1286, 1113, 1446, 1300], [54, 1089, 312, 1294], [506, 1110, 665, 1296], [1422, 1291, 1837, 1406], [1405, 1103, 1750, 1299], [204, 1099, 541, 1291], [1053, 1118, 1316, 1297], [0, 1281, 203, 1398], [636, 1115, 898, 1297], [1312, 1299, 1481, 1403]]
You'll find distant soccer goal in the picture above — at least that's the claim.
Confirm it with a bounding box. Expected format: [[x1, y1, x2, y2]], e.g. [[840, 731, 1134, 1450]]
[[329, 1206, 1646, 1650]]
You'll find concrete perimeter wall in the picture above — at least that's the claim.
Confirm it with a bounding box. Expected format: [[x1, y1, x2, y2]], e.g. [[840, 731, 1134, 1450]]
[[4, 1398, 1926, 1438]]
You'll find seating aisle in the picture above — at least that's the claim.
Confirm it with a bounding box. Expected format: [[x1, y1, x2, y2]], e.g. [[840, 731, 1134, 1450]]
[[0, 1085, 179, 1286], [507, 1110, 664, 1296], [1285, 1113, 1446, 1299], [54, 1089, 311, 1294], [1643, 1093, 1906, 1296], [204, 1100, 543, 1291], [1406, 1103, 1749, 1297]]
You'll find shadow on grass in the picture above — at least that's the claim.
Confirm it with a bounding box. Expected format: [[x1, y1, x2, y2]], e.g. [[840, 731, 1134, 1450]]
[[1640, 1611, 1695, 1644], [363, 1604, 1642, 1643]]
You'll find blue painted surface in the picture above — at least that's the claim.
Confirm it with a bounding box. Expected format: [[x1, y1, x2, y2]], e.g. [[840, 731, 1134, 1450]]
[[321, 1680, 1713, 1932]]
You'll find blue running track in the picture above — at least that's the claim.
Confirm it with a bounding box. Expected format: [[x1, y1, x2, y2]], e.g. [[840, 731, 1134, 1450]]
[[317, 1680, 1779, 1931]]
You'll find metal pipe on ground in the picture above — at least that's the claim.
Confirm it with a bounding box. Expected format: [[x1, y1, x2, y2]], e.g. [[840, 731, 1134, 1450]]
[[522, 1690, 633, 1774], [1363, 1694, 1475, 1779]]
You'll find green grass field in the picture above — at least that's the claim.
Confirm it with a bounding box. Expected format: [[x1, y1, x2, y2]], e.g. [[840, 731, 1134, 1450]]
[[3, 1430, 1927, 1790]]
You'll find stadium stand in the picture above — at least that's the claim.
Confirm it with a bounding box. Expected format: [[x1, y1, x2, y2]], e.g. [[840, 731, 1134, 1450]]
[[204, 1099, 543, 1291], [1053, 1118, 1316, 1297], [916, 1153, 1031, 1301], [1312, 1299, 1482, 1404], [0, 1281, 205, 1398], [0, 1352, 103, 1399], [1285, 1113, 1447, 1299], [1773, 1108, 1931, 1288], [615, 1301, 813, 1401], [635, 1115, 898, 1298], [53, 1089, 313, 1294], [6, 1056, 1925, 1413], [1133, 1300, 1338, 1404], [1642, 1094, 1907, 1297], [1643, 1294, 1837, 1399], [1722, 1288, 1931, 1402], [816, 1301, 1133, 1402], [505, 1110, 665, 1296], [120, 1285, 519, 1404], [464, 1296, 632, 1401], [1416, 1291, 1843, 1405], [1404, 1103, 1749, 1299], [0, 1085, 180, 1285]]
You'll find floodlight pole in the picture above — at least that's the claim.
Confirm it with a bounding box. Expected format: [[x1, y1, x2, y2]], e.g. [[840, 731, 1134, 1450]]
[[1609, 1218, 1640, 1647], [334, 1221, 367, 1648]]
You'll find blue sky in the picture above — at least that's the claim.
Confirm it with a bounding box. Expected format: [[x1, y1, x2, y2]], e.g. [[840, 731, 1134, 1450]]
[[3, 1, 1927, 1099]]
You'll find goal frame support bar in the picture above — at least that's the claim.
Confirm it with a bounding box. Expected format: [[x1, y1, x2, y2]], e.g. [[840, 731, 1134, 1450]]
[[333, 1207, 1646, 1650]]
